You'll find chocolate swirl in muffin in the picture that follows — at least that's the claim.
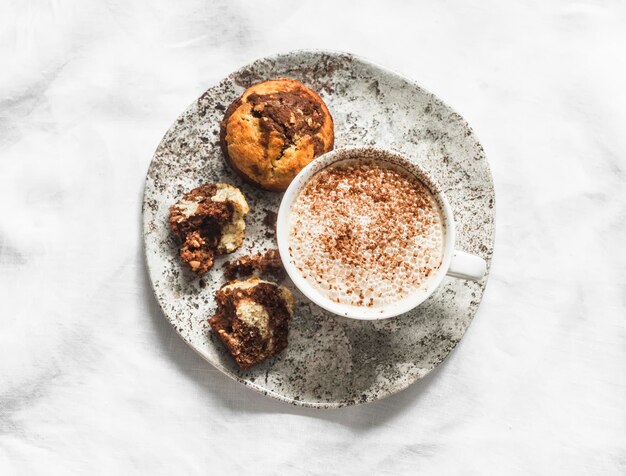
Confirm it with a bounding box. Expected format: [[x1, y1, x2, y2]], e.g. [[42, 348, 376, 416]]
[[246, 90, 327, 158], [209, 277, 294, 369]]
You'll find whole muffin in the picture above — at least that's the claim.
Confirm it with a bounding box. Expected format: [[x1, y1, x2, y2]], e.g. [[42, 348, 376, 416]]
[[220, 79, 334, 192]]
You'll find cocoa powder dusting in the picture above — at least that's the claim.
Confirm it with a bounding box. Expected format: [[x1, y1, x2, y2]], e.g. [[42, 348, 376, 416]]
[[288, 161, 445, 307]]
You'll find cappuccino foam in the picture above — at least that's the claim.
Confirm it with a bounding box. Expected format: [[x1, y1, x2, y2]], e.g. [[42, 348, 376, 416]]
[[288, 160, 445, 308]]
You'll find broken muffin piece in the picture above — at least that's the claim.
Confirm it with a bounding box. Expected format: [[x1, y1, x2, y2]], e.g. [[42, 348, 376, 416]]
[[169, 183, 249, 275], [209, 277, 294, 369], [223, 248, 286, 281]]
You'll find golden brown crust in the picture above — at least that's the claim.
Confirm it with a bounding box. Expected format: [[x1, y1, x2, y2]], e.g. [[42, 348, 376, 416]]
[[220, 79, 334, 192]]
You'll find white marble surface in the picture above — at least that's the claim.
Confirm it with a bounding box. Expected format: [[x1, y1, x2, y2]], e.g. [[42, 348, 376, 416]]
[[1, 1, 625, 474]]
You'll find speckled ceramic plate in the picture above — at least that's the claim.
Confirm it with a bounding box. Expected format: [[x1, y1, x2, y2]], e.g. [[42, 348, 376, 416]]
[[143, 50, 495, 408]]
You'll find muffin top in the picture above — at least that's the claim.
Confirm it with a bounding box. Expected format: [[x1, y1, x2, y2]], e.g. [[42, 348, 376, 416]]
[[220, 79, 334, 191]]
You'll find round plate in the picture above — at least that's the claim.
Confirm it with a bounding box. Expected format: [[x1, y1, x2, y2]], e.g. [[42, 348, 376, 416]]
[[143, 50, 495, 408]]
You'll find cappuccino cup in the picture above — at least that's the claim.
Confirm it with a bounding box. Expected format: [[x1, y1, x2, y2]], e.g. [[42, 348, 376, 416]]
[[276, 147, 487, 319]]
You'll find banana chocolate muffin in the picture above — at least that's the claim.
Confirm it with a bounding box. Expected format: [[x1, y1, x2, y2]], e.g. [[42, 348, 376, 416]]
[[169, 183, 249, 275], [220, 79, 334, 191], [209, 277, 294, 369]]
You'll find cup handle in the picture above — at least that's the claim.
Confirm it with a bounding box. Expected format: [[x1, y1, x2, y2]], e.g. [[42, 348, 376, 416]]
[[447, 250, 487, 281]]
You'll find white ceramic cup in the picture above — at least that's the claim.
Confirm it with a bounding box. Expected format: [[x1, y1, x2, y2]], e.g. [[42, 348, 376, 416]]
[[276, 147, 487, 320]]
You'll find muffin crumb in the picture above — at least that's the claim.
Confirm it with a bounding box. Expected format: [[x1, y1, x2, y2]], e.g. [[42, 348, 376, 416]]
[[223, 249, 286, 281]]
